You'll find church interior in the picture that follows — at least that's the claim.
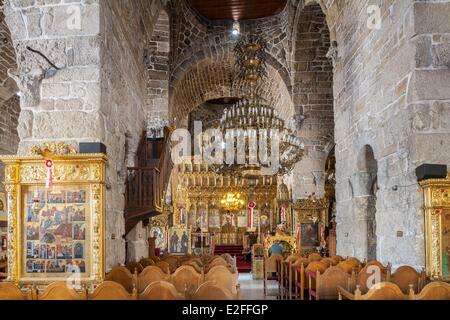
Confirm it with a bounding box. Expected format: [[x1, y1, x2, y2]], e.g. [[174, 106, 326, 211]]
[[0, 0, 449, 302]]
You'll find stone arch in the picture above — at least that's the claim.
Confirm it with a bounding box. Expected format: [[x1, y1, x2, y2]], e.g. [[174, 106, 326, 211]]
[[170, 56, 295, 125], [169, 0, 293, 103]]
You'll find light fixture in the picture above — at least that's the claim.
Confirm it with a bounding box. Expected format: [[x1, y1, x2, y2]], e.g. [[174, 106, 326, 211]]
[[213, 34, 305, 178], [232, 20, 240, 36], [220, 193, 245, 210]]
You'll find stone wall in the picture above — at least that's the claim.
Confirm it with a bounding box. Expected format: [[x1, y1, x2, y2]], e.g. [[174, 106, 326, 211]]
[[2, 0, 165, 269], [145, 10, 170, 126], [291, 3, 334, 200], [0, 6, 19, 192], [317, 0, 450, 268]]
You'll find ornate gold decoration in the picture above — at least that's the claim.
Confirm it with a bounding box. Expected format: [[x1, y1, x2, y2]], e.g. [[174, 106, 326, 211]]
[[265, 235, 298, 256], [420, 174, 450, 281], [0, 152, 107, 286], [30, 142, 77, 157]]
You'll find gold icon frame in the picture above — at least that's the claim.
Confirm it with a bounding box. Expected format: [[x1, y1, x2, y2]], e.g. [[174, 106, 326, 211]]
[[0, 150, 107, 286]]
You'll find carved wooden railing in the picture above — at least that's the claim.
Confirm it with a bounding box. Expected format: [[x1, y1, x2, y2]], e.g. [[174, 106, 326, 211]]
[[124, 128, 172, 234]]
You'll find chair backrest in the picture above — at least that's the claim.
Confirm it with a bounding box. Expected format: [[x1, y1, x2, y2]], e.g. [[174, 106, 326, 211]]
[[264, 254, 283, 274], [205, 266, 237, 295], [138, 265, 170, 293], [389, 265, 424, 293], [150, 256, 161, 262], [221, 253, 234, 264], [346, 257, 361, 267], [37, 282, 84, 300], [126, 261, 144, 274], [285, 254, 301, 264], [338, 261, 356, 274], [155, 261, 171, 274], [171, 265, 203, 293], [292, 257, 309, 269], [308, 253, 322, 262], [0, 282, 27, 300], [409, 281, 450, 300], [164, 257, 179, 273], [306, 261, 328, 290], [356, 282, 406, 300], [182, 260, 203, 273], [139, 281, 181, 300], [105, 266, 136, 293], [208, 257, 229, 268], [356, 265, 389, 294], [319, 258, 332, 268], [365, 260, 389, 270], [191, 282, 235, 300], [316, 266, 353, 300], [89, 281, 136, 300], [140, 258, 155, 268]]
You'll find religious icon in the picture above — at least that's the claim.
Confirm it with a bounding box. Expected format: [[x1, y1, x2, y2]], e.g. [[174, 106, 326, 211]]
[[169, 227, 189, 255], [301, 223, 320, 247]]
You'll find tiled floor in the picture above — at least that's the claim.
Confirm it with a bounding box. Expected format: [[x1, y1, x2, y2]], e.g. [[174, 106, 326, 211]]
[[238, 273, 278, 300]]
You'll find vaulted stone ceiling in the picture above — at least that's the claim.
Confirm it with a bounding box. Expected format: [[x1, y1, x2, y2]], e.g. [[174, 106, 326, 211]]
[[188, 0, 287, 20]]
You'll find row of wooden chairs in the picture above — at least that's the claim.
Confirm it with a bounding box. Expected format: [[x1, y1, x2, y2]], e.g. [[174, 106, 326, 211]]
[[126, 254, 236, 275], [0, 280, 236, 300], [266, 253, 436, 300], [338, 281, 450, 300], [106, 264, 240, 298]]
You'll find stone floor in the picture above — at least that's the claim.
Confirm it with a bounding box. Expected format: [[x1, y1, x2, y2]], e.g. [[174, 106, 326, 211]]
[[238, 273, 278, 300]]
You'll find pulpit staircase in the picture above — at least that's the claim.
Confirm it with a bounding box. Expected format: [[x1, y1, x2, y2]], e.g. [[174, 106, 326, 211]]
[[124, 128, 172, 235]]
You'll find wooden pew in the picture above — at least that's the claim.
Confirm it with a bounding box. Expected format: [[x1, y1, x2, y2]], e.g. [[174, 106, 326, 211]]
[[338, 282, 407, 300], [408, 281, 450, 300], [170, 265, 203, 294], [35, 282, 86, 300], [138, 265, 170, 293], [89, 281, 137, 300], [139, 281, 183, 300], [205, 265, 239, 298], [0, 282, 30, 300], [308, 266, 353, 300], [388, 265, 426, 294], [263, 254, 282, 297], [105, 266, 137, 293], [190, 281, 235, 300]]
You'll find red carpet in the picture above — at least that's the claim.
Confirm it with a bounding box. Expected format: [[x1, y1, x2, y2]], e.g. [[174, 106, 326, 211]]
[[214, 245, 252, 273]]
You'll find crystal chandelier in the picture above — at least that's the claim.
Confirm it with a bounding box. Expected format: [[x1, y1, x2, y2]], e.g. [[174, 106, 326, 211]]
[[214, 34, 304, 177]]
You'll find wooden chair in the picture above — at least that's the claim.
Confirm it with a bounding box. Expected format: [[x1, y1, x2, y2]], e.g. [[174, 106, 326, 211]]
[[138, 265, 170, 293], [408, 281, 450, 300], [308, 266, 353, 300], [354, 264, 389, 294], [89, 281, 137, 300], [339, 282, 407, 300], [388, 265, 426, 294], [126, 261, 144, 274], [308, 253, 322, 262], [164, 256, 179, 273], [35, 282, 86, 300], [292, 258, 309, 300], [305, 261, 328, 299], [182, 260, 203, 273], [281, 259, 297, 300], [139, 258, 155, 268], [208, 257, 230, 269], [171, 265, 203, 294], [105, 266, 137, 293], [155, 261, 171, 274], [150, 256, 161, 262], [263, 254, 282, 297], [139, 281, 183, 300], [338, 260, 357, 274], [205, 266, 240, 298], [191, 281, 235, 300], [0, 282, 30, 300], [325, 257, 338, 266]]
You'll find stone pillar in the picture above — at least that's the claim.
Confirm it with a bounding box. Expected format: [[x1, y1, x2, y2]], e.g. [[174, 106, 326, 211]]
[[3, 0, 164, 270], [126, 221, 149, 263]]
